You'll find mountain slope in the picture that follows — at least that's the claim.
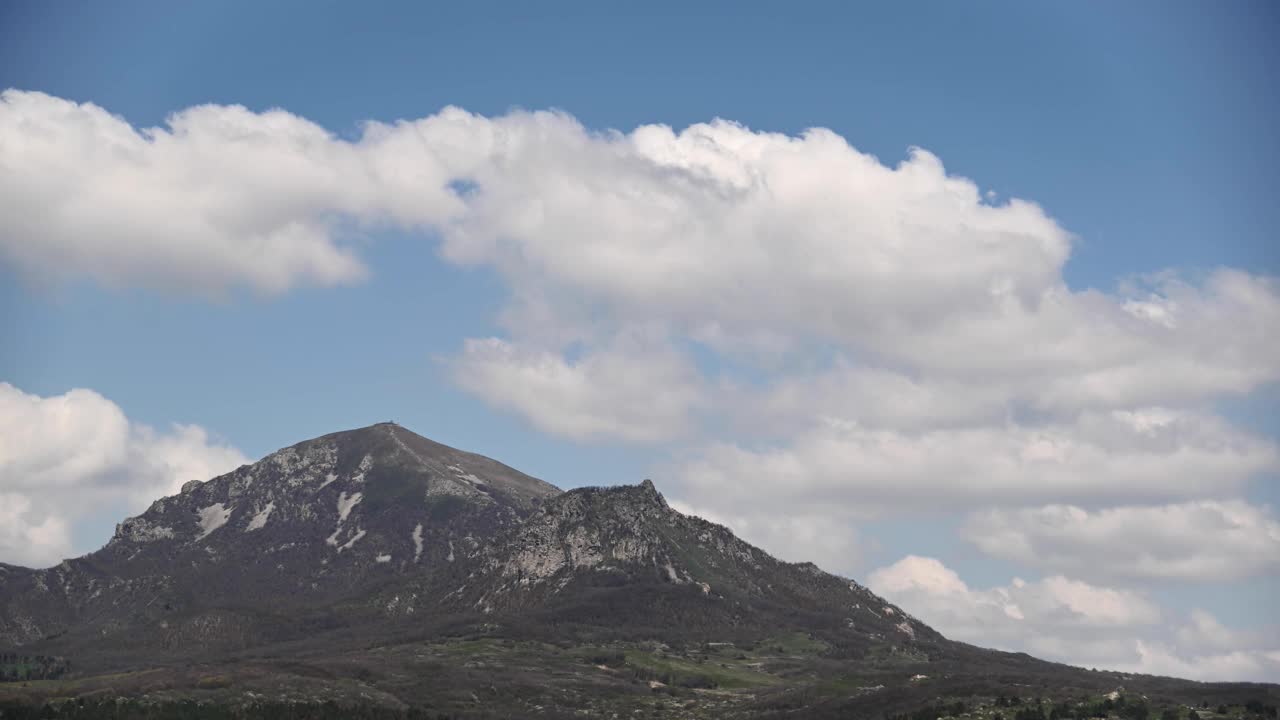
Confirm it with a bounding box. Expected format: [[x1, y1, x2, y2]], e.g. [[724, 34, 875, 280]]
[[1, 424, 1275, 718], [0, 423, 559, 654]]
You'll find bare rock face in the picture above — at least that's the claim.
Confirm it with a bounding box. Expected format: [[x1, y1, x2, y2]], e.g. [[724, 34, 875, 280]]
[[98, 422, 558, 574], [0, 423, 938, 671], [502, 481, 675, 583]]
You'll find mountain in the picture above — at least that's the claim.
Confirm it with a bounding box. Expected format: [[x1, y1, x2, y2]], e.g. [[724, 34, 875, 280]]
[[1, 424, 1276, 719]]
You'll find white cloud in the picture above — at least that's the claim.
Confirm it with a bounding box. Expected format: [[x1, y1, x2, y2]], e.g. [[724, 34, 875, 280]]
[[420, 105, 1277, 450], [0, 90, 504, 294], [964, 500, 1280, 582], [0, 494, 72, 569], [671, 411, 1278, 515], [4, 91, 1277, 435], [734, 364, 1014, 434], [867, 556, 1280, 682], [1175, 609, 1260, 653], [412, 111, 1278, 421], [0, 382, 248, 567], [668, 499, 865, 577], [435, 126, 1071, 351], [1, 92, 366, 293], [1127, 642, 1280, 684], [452, 335, 708, 443], [868, 556, 1163, 629]]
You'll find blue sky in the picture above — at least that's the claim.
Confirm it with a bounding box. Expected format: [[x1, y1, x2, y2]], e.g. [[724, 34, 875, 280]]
[[1, 1, 1278, 681]]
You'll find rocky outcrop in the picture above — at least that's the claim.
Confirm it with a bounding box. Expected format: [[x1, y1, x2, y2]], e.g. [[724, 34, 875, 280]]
[[501, 481, 679, 583]]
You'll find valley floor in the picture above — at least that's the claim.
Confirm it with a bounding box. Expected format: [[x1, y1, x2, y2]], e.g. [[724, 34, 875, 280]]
[[2, 633, 1277, 719]]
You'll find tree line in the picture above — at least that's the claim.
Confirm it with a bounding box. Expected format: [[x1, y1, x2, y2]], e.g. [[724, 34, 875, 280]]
[[0, 699, 463, 719], [0, 655, 70, 682]]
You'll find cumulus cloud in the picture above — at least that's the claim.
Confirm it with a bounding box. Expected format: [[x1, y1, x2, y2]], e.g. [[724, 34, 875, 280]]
[[868, 556, 1280, 682], [0, 382, 248, 567], [452, 335, 708, 444], [668, 499, 865, 577], [2, 92, 375, 293], [0, 494, 72, 569], [432, 125, 1071, 351], [4, 90, 1277, 433], [963, 501, 1280, 583], [671, 411, 1278, 515], [869, 555, 1162, 629]]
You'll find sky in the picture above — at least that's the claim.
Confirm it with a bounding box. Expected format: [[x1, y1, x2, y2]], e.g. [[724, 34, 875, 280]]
[[1, 0, 1278, 682]]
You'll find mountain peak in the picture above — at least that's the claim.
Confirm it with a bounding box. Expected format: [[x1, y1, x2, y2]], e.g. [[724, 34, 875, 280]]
[[638, 478, 666, 505], [82, 421, 563, 590], [261, 421, 563, 508]]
